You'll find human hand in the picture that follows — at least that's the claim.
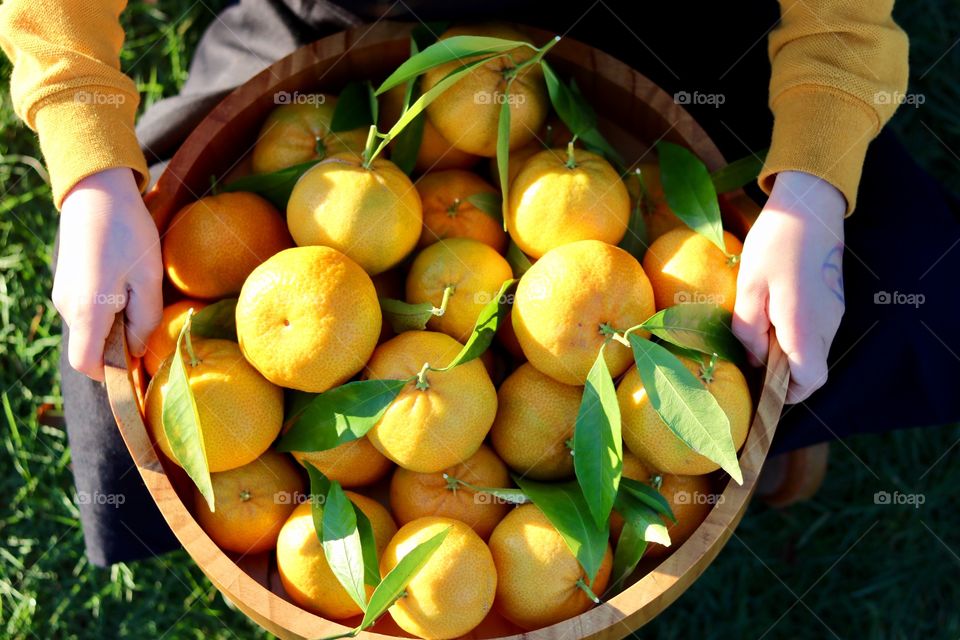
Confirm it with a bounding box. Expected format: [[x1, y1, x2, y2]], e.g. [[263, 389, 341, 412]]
[[53, 168, 162, 381], [732, 170, 846, 404]]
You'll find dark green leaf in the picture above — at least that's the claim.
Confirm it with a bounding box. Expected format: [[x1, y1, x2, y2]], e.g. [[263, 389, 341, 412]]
[[379, 297, 434, 333], [656, 141, 726, 253], [190, 298, 237, 341], [579, 127, 626, 172], [610, 519, 646, 592], [161, 315, 213, 510], [573, 346, 622, 528], [512, 477, 609, 581], [444, 475, 530, 505], [618, 189, 649, 261], [438, 279, 516, 370], [710, 149, 768, 194], [640, 304, 745, 363], [304, 462, 332, 539], [496, 82, 512, 225], [389, 109, 425, 175], [276, 379, 407, 452], [322, 482, 368, 610], [353, 505, 381, 587], [376, 36, 532, 95], [357, 527, 451, 632], [609, 492, 669, 591], [615, 490, 671, 547], [541, 60, 597, 136], [331, 81, 376, 132], [619, 477, 675, 522], [221, 163, 316, 209], [628, 335, 742, 483], [410, 22, 449, 52], [505, 240, 534, 277], [466, 192, 503, 222]]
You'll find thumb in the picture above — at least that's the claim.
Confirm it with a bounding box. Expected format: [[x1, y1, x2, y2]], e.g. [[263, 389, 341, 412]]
[[124, 281, 163, 358], [732, 280, 770, 367]]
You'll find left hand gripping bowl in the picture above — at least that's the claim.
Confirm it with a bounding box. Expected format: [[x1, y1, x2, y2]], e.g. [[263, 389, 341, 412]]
[[104, 21, 790, 640]]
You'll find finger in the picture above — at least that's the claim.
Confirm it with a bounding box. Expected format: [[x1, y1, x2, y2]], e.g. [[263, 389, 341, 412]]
[[67, 305, 117, 382], [732, 280, 770, 367], [124, 281, 163, 359]]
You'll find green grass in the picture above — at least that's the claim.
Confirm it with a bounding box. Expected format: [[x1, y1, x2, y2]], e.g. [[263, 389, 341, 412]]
[[0, 2, 958, 638]]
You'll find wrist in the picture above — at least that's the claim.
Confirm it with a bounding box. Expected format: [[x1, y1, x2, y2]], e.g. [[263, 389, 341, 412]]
[[767, 170, 846, 226]]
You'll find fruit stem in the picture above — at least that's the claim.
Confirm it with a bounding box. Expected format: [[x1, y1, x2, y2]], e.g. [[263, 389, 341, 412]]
[[526, 35, 561, 67], [565, 140, 578, 169], [415, 362, 431, 390], [315, 135, 327, 159], [361, 124, 379, 168], [600, 323, 630, 347], [447, 198, 461, 216], [650, 474, 663, 490], [700, 354, 718, 384], [575, 578, 601, 604], [727, 253, 741, 267], [432, 285, 455, 318]]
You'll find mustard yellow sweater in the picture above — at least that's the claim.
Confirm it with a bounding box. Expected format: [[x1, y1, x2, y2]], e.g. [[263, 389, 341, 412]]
[[0, 0, 908, 212]]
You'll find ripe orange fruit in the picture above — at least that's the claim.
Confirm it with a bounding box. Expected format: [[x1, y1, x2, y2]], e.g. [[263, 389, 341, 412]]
[[194, 450, 305, 554], [380, 85, 479, 173], [162, 192, 293, 299], [609, 455, 715, 558], [381, 517, 497, 639], [365, 331, 498, 473], [250, 97, 366, 173], [489, 363, 580, 480], [235, 246, 381, 393], [144, 338, 283, 472], [617, 354, 752, 475], [286, 153, 423, 275], [144, 299, 208, 377], [489, 504, 612, 630], [389, 444, 511, 539], [405, 238, 514, 343], [290, 436, 393, 488], [423, 24, 548, 157], [628, 161, 683, 243], [642, 227, 743, 312], [507, 148, 630, 258], [512, 240, 656, 385], [415, 170, 507, 253], [277, 492, 397, 620]]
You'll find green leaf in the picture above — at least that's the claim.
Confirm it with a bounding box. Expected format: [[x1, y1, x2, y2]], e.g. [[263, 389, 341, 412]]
[[322, 482, 368, 610], [541, 60, 597, 136], [304, 462, 332, 539], [331, 81, 376, 132], [357, 527, 451, 632], [379, 297, 434, 333], [579, 127, 626, 171], [444, 475, 530, 505], [276, 379, 407, 452], [640, 304, 745, 363], [190, 299, 237, 341], [466, 192, 503, 222], [656, 141, 726, 253], [619, 477, 675, 522], [618, 191, 649, 261], [221, 163, 316, 209], [710, 149, 767, 194], [389, 109, 425, 175], [437, 279, 516, 370], [628, 335, 742, 484], [496, 81, 512, 225], [161, 314, 213, 510], [376, 36, 532, 95], [609, 517, 647, 592], [353, 505, 381, 587], [379, 55, 498, 154], [505, 240, 534, 277], [512, 477, 609, 581], [616, 490, 671, 547], [609, 491, 671, 590], [573, 346, 622, 528]]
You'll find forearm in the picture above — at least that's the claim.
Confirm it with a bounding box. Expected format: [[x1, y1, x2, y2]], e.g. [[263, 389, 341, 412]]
[[0, 0, 147, 209], [760, 0, 909, 213]]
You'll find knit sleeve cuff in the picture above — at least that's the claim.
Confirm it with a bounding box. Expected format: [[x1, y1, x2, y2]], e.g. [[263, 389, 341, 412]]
[[759, 86, 879, 215], [33, 86, 148, 209]]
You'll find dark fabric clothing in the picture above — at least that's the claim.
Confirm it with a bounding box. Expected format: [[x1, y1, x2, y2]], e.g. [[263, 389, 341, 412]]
[[63, 0, 960, 564]]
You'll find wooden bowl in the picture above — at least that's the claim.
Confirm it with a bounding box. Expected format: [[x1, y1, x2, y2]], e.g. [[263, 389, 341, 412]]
[[105, 21, 789, 640]]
